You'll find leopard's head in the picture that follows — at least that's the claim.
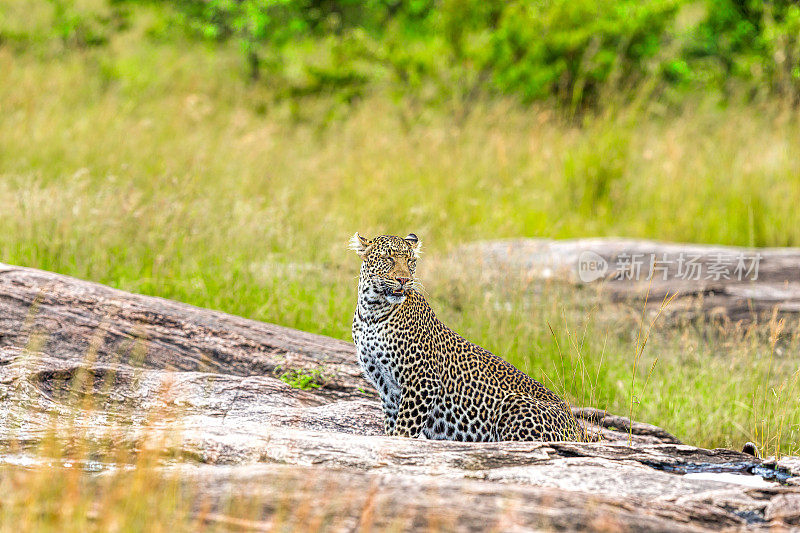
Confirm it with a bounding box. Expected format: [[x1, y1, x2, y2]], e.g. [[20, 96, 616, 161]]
[[350, 232, 421, 305]]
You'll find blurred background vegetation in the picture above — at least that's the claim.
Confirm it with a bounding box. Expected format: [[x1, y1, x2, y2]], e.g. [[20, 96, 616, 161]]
[[5, 0, 800, 109], [1, 0, 799, 457]]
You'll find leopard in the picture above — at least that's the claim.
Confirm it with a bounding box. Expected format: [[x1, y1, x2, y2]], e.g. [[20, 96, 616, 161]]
[[350, 232, 587, 442]]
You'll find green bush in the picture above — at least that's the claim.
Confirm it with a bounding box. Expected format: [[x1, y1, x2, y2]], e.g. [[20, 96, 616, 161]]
[[19, 0, 800, 107], [477, 1, 678, 105], [680, 0, 800, 100]]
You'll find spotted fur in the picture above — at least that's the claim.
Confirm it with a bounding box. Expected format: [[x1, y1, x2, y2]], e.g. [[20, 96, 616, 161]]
[[351, 233, 586, 442]]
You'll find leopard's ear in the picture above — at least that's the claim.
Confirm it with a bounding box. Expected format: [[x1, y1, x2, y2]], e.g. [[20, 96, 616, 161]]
[[349, 232, 373, 257], [404, 233, 422, 257]]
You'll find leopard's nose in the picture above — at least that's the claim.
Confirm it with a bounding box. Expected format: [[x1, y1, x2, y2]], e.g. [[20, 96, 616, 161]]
[[396, 277, 410, 286]]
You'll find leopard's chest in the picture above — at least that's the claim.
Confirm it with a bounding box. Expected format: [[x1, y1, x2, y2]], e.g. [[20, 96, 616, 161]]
[[353, 319, 403, 407]]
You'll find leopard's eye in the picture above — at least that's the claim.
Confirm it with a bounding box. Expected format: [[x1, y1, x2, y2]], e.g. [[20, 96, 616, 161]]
[[408, 259, 417, 268]]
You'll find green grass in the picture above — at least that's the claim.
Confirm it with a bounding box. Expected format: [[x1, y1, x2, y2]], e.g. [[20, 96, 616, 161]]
[[1, 1, 799, 460], [280, 368, 324, 390]]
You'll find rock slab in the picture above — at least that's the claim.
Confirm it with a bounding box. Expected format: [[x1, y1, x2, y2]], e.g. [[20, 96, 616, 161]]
[[455, 238, 800, 322]]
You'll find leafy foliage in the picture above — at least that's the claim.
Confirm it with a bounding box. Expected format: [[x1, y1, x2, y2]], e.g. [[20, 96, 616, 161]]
[[677, 0, 800, 100], [19, 0, 800, 107], [478, 1, 678, 105]]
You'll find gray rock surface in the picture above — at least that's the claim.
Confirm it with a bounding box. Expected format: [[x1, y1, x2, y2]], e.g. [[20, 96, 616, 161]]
[[453, 238, 800, 322], [1, 262, 799, 531]]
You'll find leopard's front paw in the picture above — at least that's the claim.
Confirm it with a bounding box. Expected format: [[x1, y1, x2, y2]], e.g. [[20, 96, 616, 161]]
[[392, 427, 413, 438]]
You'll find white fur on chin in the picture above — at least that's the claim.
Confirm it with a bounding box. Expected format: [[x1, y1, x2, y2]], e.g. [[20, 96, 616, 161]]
[[385, 294, 406, 305]]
